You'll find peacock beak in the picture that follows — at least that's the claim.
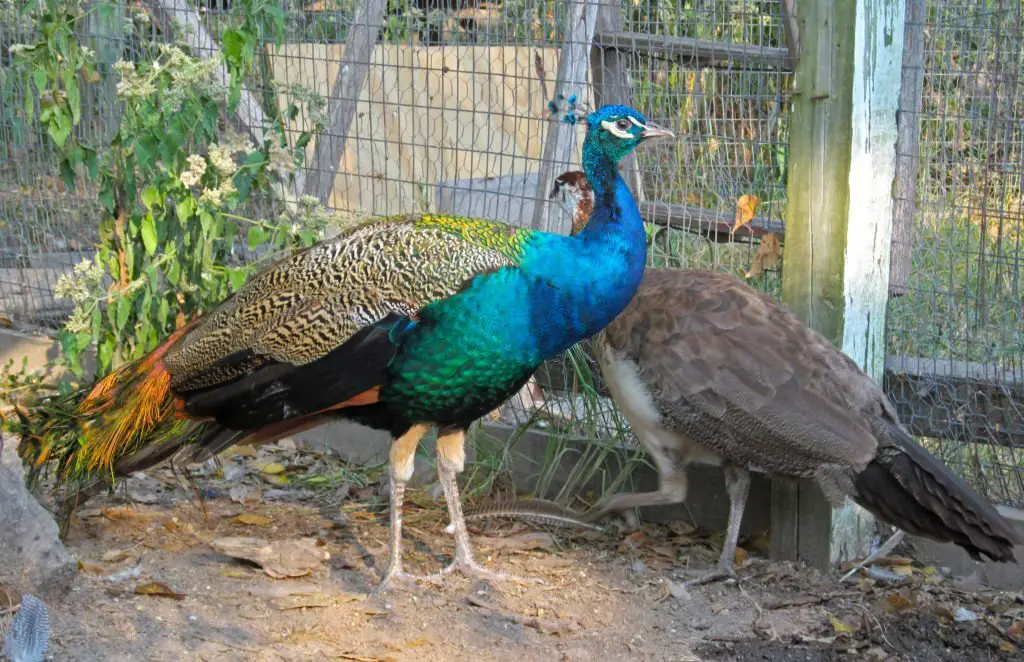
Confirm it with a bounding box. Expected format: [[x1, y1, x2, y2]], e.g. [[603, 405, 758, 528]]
[[639, 124, 674, 141]]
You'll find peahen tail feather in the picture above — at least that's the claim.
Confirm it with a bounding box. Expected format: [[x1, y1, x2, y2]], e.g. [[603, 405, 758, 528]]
[[852, 420, 1019, 563]]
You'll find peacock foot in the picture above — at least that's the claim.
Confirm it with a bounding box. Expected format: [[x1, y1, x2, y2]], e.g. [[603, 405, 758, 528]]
[[438, 557, 541, 586]]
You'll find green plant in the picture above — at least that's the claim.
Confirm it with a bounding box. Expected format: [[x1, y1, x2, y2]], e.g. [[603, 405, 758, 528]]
[[12, 0, 326, 380]]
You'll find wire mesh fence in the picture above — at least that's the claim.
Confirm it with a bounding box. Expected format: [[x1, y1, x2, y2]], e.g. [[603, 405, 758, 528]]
[[885, 0, 1024, 506], [0, 0, 1020, 504]]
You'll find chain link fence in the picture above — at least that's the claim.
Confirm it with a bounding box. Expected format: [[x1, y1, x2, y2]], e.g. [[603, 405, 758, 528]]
[[885, 0, 1024, 506], [0, 0, 1020, 504]]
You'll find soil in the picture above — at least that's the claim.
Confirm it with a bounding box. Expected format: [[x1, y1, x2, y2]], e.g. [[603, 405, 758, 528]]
[[8, 441, 1024, 662]]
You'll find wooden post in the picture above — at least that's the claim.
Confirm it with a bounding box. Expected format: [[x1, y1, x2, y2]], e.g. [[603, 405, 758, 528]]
[[304, 0, 388, 206], [772, 0, 905, 571], [889, 0, 925, 297], [589, 0, 643, 200], [531, 0, 600, 234]]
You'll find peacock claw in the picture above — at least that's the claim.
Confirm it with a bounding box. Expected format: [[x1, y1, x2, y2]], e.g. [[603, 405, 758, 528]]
[[374, 569, 443, 594], [438, 558, 541, 586]]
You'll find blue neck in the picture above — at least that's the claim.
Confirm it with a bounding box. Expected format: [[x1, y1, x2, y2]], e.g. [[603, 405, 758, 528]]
[[522, 140, 647, 359]]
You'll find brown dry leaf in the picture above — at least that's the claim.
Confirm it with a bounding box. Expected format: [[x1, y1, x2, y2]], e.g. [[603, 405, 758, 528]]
[[733, 194, 761, 232], [335, 654, 390, 662], [650, 544, 677, 559], [254, 462, 286, 475], [746, 233, 782, 279], [885, 593, 914, 613], [100, 506, 138, 520], [478, 532, 556, 552], [1009, 620, 1024, 640], [384, 635, 431, 652], [101, 549, 135, 563], [222, 568, 255, 579], [734, 547, 748, 566], [78, 561, 106, 574], [276, 592, 368, 611], [134, 581, 186, 600], [618, 531, 650, 552], [1001, 641, 1019, 654], [211, 536, 329, 579], [359, 608, 390, 617], [890, 565, 914, 577], [233, 513, 272, 526], [829, 615, 857, 634], [229, 483, 264, 505]]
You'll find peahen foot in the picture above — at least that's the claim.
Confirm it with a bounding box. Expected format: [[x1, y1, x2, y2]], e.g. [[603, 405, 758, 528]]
[[438, 556, 540, 586]]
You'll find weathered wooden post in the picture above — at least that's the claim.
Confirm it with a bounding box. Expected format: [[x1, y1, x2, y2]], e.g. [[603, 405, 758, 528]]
[[771, 0, 906, 570]]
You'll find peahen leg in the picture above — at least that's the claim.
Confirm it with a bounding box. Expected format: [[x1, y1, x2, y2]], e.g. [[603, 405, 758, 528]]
[[686, 465, 750, 586], [434, 429, 536, 584], [376, 424, 431, 592]]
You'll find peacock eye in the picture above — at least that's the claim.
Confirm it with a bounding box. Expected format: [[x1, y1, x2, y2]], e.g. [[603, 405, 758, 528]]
[[615, 118, 632, 132]]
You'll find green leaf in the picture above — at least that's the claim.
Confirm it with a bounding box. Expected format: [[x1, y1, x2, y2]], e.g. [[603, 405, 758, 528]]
[[157, 297, 170, 328], [140, 185, 162, 210], [75, 330, 93, 351], [247, 225, 269, 248], [222, 29, 248, 68], [99, 181, 115, 212], [47, 111, 71, 148], [140, 213, 158, 255], [115, 295, 132, 329], [166, 259, 181, 287], [32, 68, 47, 94], [175, 195, 195, 224], [64, 70, 80, 124], [227, 267, 249, 291], [97, 335, 115, 373]]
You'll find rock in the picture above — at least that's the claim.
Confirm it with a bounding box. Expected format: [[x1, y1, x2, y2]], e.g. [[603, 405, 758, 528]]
[[0, 438, 76, 599]]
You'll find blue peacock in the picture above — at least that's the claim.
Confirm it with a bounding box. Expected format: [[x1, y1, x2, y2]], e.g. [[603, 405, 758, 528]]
[[16, 102, 673, 590]]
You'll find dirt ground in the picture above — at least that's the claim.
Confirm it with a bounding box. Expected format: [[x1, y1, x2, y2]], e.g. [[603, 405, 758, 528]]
[[9, 441, 1024, 662]]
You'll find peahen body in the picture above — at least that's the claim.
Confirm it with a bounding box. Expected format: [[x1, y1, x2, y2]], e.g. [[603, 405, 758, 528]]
[[15, 106, 673, 590], [475, 171, 1020, 584]]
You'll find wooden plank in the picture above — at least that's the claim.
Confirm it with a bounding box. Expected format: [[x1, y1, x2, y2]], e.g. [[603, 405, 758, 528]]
[[775, 0, 905, 572], [639, 200, 783, 241], [594, 31, 794, 71], [589, 0, 644, 200], [889, 0, 925, 297], [303, 0, 388, 206], [531, 0, 600, 234]]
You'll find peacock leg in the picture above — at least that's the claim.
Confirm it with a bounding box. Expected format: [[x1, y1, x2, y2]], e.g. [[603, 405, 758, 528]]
[[686, 465, 750, 587], [376, 424, 432, 592], [434, 429, 536, 584]]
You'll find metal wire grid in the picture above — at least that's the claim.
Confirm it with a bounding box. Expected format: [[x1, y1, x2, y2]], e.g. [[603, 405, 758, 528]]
[[885, 0, 1024, 505]]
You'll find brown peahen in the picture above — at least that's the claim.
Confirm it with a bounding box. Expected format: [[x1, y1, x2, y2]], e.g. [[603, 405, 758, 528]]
[[472, 171, 1020, 585]]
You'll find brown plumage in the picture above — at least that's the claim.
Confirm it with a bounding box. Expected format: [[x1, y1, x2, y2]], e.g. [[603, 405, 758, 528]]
[[562, 171, 1018, 582]]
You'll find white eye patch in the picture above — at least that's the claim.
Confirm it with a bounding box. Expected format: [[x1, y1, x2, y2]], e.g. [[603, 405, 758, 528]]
[[601, 119, 635, 139]]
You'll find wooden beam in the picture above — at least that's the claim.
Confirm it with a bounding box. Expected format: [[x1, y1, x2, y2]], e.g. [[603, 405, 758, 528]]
[[303, 0, 387, 206], [531, 0, 600, 234], [774, 0, 905, 572], [594, 31, 794, 72], [589, 0, 644, 200], [889, 0, 925, 297], [639, 200, 783, 241]]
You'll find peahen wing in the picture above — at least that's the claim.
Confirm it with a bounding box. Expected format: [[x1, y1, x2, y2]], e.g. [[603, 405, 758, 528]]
[[161, 214, 534, 427], [602, 268, 881, 480]]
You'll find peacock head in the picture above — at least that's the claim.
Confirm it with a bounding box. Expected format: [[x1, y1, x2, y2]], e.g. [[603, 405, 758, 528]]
[[583, 104, 674, 163], [550, 95, 674, 164]]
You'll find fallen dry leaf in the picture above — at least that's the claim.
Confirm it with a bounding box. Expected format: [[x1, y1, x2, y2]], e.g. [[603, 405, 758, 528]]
[[478, 532, 556, 552], [254, 462, 285, 475], [830, 615, 857, 634], [885, 593, 914, 612], [276, 592, 368, 610], [384, 635, 431, 652], [733, 194, 761, 232], [211, 537, 329, 579], [890, 565, 914, 577], [134, 581, 186, 600], [746, 232, 782, 279], [229, 483, 264, 505], [0, 584, 22, 612], [1008, 620, 1024, 640], [233, 513, 272, 526], [78, 561, 106, 574], [1000, 640, 1019, 654], [101, 549, 135, 563], [100, 506, 139, 520], [263, 474, 291, 486], [734, 547, 748, 566], [222, 568, 256, 579], [246, 582, 322, 599]]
